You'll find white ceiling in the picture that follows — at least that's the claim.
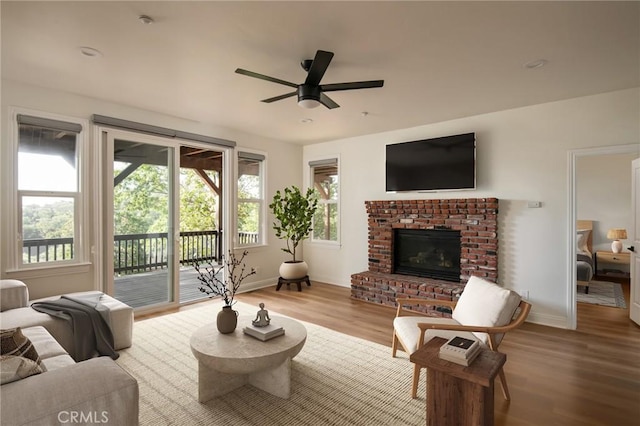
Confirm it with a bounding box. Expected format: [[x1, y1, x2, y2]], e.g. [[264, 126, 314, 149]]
[[2, 1, 638, 145]]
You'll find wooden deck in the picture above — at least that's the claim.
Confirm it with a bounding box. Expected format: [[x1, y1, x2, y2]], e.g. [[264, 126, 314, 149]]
[[114, 266, 215, 308]]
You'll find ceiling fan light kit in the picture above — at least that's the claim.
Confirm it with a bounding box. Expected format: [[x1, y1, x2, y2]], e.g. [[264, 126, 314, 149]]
[[235, 49, 384, 110], [298, 99, 320, 109], [297, 85, 322, 109]]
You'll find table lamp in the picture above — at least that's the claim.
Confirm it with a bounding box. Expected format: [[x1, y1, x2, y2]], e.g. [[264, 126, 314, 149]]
[[607, 228, 627, 253]]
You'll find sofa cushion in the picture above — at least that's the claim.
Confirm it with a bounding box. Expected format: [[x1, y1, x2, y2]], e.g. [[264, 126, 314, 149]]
[[21, 326, 69, 360], [0, 355, 44, 384], [30, 291, 134, 351], [64, 291, 134, 350], [1, 307, 75, 356], [6, 326, 73, 373], [0, 280, 29, 312], [1, 327, 43, 367], [40, 354, 75, 371], [0, 357, 139, 426], [452, 276, 521, 343]]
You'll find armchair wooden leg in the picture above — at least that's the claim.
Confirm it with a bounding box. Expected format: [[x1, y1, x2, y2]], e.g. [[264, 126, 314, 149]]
[[411, 363, 421, 399], [392, 332, 399, 357], [498, 367, 511, 401]]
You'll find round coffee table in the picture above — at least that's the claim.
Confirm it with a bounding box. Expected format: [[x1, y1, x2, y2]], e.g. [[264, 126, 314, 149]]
[[190, 315, 306, 402]]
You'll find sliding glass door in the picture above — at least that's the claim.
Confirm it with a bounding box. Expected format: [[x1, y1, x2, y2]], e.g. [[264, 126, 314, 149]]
[[102, 129, 229, 312], [106, 133, 177, 309]]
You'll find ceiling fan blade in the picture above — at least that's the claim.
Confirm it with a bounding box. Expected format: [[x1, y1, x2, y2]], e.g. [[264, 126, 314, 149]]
[[321, 80, 384, 92], [235, 68, 298, 88], [304, 50, 334, 86], [319, 93, 340, 109], [261, 92, 297, 103]]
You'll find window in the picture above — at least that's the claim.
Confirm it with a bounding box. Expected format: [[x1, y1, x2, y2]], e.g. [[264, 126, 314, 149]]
[[310, 158, 339, 242], [16, 114, 84, 267], [237, 151, 265, 246]]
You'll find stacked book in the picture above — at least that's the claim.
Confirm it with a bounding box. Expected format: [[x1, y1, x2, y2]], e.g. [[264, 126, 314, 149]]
[[438, 336, 481, 366], [243, 323, 285, 341]]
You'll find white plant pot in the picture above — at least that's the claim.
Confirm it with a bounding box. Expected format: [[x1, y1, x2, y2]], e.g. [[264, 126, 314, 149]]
[[279, 261, 308, 279]]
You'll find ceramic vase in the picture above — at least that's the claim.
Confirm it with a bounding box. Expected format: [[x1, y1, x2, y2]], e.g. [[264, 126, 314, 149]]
[[217, 305, 238, 334]]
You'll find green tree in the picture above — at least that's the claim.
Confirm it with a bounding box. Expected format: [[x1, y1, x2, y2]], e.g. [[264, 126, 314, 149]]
[[312, 173, 339, 241], [22, 200, 74, 239], [180, 169, 218, 231], [113, 163, 169, 235], [237, 172, 260, 234]]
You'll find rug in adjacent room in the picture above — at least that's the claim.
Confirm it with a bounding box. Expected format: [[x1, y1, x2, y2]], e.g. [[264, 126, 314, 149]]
[[577, 280, 627, 308], [116, 301, 425, 426]]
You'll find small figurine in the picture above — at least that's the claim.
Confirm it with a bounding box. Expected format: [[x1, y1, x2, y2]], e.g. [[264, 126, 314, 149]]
[[252, 302, 271, 327]]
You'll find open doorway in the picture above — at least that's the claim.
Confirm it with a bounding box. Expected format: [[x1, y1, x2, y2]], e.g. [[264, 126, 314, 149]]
[[177, 146, 225, 304], [568, 145, 639, 329]]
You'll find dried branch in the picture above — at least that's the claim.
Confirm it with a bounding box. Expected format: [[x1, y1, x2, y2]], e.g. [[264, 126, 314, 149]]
[[193, 250, 256, 306]]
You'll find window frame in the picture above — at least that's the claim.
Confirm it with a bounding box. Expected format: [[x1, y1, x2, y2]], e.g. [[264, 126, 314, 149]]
[[309, 156, 340, 245], [235, 149, 267, 248], [9, 108, 90, 271]]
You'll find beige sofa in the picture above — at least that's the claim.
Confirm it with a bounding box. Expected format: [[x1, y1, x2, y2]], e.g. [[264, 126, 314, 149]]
[[1, 280, 139, 425], [0, 279, 133, 358]]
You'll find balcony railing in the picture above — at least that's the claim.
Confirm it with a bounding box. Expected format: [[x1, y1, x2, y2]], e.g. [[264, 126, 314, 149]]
[[22, 237, 74, 263], [237, 231, 259, 246], [23, 230, 260, 274], [114, 230, 223, 275]]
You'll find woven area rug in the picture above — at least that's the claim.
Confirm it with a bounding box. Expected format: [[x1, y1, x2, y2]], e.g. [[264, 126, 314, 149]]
[[116, 301, 424, 425], [577, 280, 627, 308]]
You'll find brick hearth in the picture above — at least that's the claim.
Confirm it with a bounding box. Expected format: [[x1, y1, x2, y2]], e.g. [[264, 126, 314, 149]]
[[351, 198, 498, 314]]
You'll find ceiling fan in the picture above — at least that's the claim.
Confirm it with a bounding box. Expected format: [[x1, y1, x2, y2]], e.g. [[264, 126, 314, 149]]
[[235, 50, 384, 109]]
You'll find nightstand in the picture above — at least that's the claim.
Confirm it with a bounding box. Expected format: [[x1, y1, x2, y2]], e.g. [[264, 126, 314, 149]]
[[594, 251, 631, 277]]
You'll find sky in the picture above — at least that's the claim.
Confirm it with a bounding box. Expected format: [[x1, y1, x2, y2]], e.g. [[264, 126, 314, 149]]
[[19, 153, 76, 205]]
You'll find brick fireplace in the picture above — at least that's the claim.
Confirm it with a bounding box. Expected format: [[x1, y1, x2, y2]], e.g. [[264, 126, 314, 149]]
[[351, 198, 498, 315]]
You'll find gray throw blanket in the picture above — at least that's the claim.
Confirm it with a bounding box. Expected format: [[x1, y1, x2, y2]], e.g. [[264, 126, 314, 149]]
[[31, 294, 119, 362]]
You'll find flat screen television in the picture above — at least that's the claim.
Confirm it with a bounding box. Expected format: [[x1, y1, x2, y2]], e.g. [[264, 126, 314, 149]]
[[385, 132, 476, 192]]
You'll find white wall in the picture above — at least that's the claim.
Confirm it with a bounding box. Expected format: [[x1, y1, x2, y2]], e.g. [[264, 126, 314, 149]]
[[303, 88, 640, 328], [577, 152, 637, 253], [1, 80, 302, 299]]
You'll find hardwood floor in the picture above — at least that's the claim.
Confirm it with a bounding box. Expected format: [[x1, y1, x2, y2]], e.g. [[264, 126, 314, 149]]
[[147, 281, 640, 425]]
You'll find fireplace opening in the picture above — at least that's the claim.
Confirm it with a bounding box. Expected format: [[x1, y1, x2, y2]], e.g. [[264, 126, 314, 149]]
[[393, 229, 461, 282]]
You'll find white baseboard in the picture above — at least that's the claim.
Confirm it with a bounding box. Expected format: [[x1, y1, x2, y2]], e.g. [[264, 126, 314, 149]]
[[526, 311, 569, 329], [306, 274, 349, 288], [239, 277, 277, 293]]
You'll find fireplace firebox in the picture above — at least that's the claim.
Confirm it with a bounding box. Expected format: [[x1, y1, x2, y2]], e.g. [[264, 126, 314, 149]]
[[393, 229, 461, 282]]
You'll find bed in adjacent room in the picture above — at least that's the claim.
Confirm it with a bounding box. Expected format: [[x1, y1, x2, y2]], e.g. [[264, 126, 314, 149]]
[[577, 220, 594, 293]]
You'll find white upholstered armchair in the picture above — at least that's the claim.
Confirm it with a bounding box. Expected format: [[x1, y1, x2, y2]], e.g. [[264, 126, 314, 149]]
[[392, 276, 531, 399]]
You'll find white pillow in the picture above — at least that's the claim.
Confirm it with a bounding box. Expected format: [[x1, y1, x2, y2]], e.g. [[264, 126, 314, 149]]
[[452, 276, 521, 343], [577, 229, 591, 256]]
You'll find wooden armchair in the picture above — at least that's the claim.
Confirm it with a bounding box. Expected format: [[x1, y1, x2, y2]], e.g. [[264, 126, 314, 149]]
[[391, 276, 532, 400]]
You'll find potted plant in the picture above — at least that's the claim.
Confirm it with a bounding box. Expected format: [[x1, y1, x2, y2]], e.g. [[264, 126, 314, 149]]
[[193, 249, 256, 333], [269, 185, 318, 279]]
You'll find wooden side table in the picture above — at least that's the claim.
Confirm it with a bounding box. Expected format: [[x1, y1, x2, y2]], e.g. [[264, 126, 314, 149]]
[[410, 337, 506, 426], [276, 275, 311, 292]]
